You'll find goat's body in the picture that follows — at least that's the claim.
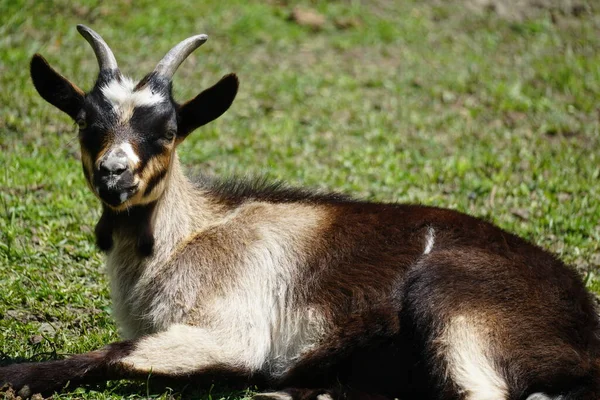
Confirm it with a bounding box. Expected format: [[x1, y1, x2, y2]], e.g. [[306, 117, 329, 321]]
[[5, 25, 599, 400], [97, 157, 600, 399], [2, 155, 599, 399]]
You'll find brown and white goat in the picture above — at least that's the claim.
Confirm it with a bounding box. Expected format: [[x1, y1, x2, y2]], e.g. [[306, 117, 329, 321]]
[[1, 25, 599, 400]]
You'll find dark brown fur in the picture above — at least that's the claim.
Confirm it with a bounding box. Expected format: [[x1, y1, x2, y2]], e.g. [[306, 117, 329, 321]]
[[0, 341, 135, 398], [95, 203, 156, 255], [269, 201, 600, 399]]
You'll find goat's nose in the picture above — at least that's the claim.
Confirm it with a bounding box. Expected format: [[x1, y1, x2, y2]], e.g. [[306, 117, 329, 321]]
[[99, 151, 128, 176]]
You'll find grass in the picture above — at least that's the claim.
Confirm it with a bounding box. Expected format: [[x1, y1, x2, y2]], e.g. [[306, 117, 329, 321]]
[[1, 0, 599, 398]]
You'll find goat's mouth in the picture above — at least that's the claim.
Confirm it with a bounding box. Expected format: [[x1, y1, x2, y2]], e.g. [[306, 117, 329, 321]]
[[96, 183, 139, 207]]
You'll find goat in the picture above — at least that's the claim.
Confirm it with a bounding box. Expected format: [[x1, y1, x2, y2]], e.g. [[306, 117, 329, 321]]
[[1, 25, 599, 400]]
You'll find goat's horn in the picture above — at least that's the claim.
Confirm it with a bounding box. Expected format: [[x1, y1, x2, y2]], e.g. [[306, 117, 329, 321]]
[[153, 34, 208, 80], [77, 24, 119, 71]]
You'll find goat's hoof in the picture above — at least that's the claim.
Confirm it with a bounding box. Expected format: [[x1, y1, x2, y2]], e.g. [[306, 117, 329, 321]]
[[1, 383, 35, 399], [253, 389, 335, 400], [526, 394, 564, 400], [253, 392, 293, 400], [0, 364, 47, 399]]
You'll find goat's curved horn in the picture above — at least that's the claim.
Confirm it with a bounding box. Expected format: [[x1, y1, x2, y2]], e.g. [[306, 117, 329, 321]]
[[76, 24, 119, 71], [153, 34, 208, 80]]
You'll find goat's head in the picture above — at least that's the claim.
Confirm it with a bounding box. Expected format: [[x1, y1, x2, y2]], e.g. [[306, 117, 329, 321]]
[[30, 25, 238, 211]]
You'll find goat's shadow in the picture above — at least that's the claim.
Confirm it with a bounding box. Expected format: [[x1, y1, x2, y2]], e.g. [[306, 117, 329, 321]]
[[92, 379, 252, 400]]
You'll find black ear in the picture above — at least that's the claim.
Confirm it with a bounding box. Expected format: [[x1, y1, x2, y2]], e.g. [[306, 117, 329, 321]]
[[177, 73, 239, 138], [30, 54, 84, 120]]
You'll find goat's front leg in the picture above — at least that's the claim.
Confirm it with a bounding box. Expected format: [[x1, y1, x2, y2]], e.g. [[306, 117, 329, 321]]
[[0, 324, 261, 397], [0, 341, 135, 397]]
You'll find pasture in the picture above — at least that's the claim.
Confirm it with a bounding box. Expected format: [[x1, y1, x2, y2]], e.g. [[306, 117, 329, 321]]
[[1, 0, 599, 398]]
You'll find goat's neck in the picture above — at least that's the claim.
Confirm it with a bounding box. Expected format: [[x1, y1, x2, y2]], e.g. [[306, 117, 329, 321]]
[[97, 153, 219, 260], [152, 155, 218, 252]]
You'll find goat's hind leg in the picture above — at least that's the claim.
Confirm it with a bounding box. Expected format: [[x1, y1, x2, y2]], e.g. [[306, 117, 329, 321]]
[[254, 388, 391, 400], [0, 324, 260, 397]]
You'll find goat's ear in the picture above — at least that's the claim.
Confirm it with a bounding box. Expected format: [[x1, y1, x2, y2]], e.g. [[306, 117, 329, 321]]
[[177, 73, 238, 138], [30, 54, 85, 120]]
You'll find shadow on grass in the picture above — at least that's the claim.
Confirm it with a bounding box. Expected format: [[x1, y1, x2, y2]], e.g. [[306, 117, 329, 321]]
[[78, 379, 252, 400]]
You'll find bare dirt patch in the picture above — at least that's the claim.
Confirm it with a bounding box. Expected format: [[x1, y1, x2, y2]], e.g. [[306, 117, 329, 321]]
[[463, 0, 594, 21]]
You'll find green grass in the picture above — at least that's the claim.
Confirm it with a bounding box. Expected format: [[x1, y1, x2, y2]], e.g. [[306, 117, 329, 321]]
[[1, 0, 599, 398]]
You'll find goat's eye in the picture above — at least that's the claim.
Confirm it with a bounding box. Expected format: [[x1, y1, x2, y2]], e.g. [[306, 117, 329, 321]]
[[164, 129, 175, 141], [77, 119, 87, 130]]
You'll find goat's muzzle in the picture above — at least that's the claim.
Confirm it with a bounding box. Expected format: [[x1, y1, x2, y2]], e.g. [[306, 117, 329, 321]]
[[94, 153, 138, 206]]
